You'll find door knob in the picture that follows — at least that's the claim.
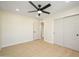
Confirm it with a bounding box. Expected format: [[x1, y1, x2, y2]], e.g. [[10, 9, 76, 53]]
[[76, 34, 79, 36]]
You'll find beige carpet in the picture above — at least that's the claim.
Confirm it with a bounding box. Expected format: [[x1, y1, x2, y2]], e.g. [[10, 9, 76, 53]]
[[0, 39, 79, 57]]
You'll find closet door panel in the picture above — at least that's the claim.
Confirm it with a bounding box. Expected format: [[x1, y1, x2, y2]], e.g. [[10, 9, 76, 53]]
[[63, 15, 79, 51], [71, 15, 79, 51], [63, 17, 75, 49]]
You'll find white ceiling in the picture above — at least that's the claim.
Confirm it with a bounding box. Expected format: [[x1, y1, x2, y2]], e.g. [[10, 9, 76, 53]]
[[0, 1, 79, 19]]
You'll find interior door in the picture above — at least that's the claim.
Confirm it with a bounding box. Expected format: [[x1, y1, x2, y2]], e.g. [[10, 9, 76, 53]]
[[70, 15, 79, 51], [63, 16, 75, 49], [33, 20, 41, 40], [63, 15, 79, 51], [54, 15, 79, 51]]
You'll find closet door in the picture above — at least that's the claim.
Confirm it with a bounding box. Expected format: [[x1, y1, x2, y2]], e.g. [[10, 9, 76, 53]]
[[54, 15, 79, 51], [71, 15, 79, 51], [54, 19, 64, 46], [63, 15, 79, 51], [63, 16, 75, 50]]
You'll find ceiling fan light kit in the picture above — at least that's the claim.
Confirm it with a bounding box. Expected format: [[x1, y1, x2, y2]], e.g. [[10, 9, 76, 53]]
[[28, 1, 51, 16], [38, 11, 42, 13]]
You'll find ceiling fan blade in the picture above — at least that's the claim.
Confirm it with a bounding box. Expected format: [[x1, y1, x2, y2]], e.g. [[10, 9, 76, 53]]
[[29, 1, 38, 10], [28, 10, 37, 13], [42, 10, 50, 14], [40, 4, 51, 10]]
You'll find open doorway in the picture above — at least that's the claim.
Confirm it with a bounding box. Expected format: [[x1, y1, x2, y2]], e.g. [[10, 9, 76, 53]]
[[33, 20, 44, 40]]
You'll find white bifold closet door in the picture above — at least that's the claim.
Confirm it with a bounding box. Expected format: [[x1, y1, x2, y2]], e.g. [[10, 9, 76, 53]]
[[63, 15, 79, 51], [74, 15, 79, 51], [54, 14, 79, 51], [63, 16, 75, 50]]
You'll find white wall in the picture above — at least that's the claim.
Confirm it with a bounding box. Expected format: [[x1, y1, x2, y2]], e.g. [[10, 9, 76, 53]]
[[54, 19, 64, 46], [42, 17, 54, 44], [0, 10, 37, 48]]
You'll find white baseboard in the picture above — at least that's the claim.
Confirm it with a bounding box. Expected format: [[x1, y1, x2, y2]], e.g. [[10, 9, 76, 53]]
[[2, 39, 33, 48]]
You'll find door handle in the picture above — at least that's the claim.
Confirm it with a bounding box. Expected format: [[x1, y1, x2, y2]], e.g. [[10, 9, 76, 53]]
[[76, 34, 79, 36]]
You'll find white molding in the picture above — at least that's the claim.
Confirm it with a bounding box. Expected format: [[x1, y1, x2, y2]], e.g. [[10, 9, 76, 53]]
[[2, 39, 33, 48]]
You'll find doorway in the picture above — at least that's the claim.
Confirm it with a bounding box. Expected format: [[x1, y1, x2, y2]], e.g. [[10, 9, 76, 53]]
[[33, 20, 44, 40]]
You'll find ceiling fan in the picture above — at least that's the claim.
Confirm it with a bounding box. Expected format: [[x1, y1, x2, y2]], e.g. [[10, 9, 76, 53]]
[[28, 1, 51, 16]]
